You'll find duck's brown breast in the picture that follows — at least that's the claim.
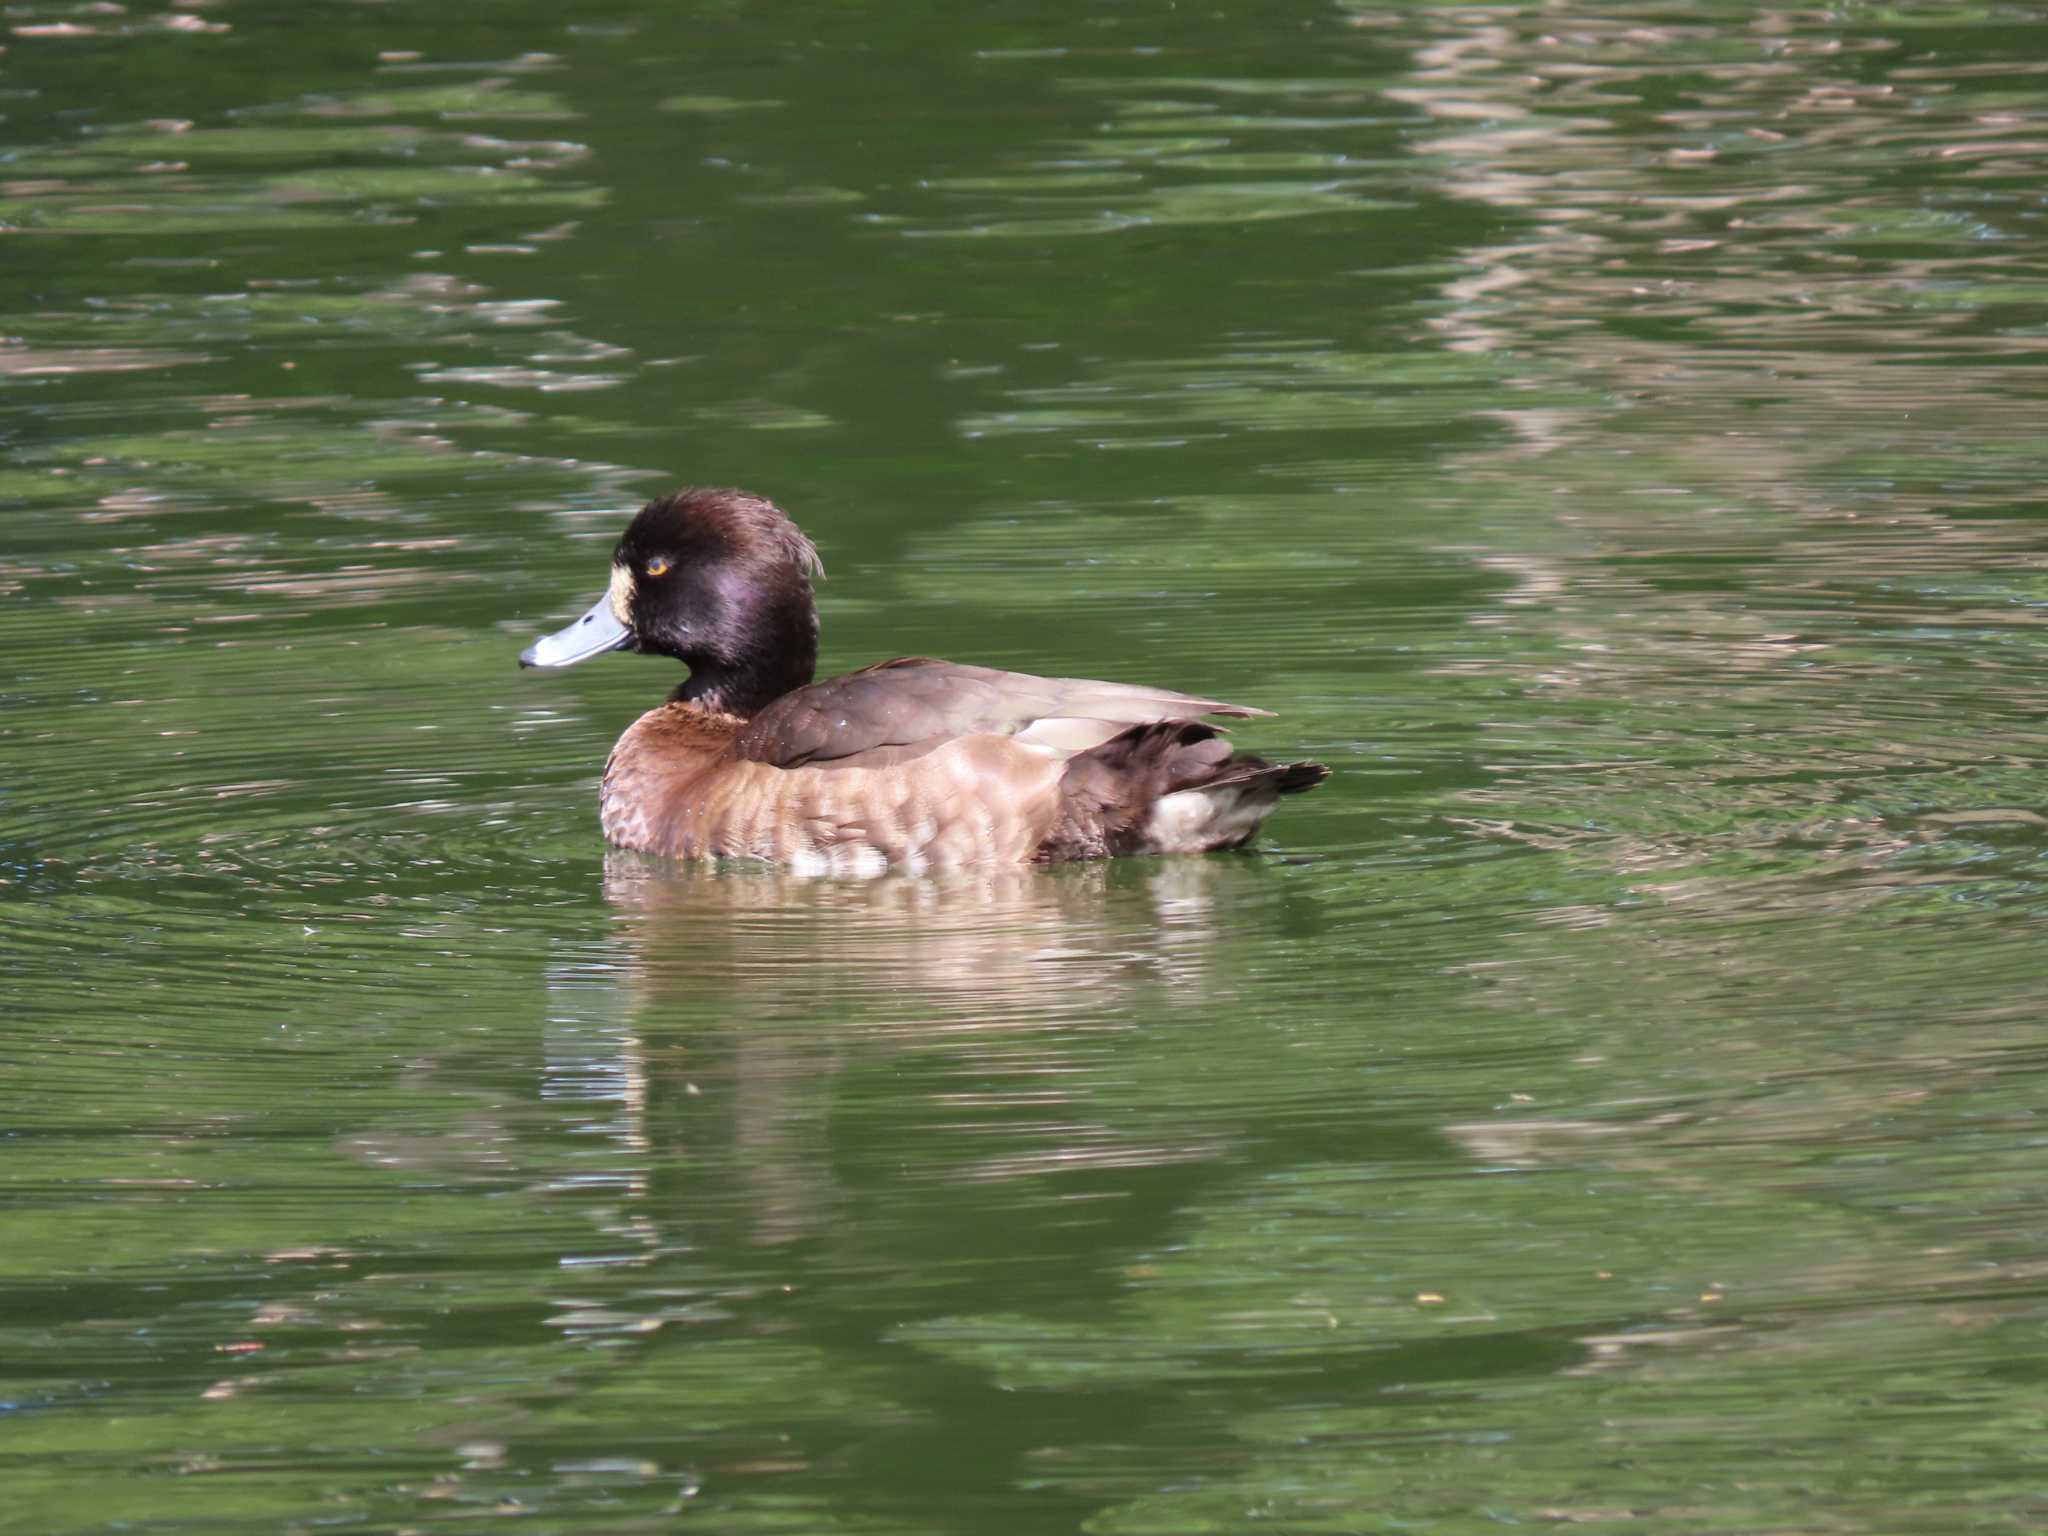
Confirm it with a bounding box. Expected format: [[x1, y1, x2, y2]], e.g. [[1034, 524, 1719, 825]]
[[600, 702, 1066, 870]]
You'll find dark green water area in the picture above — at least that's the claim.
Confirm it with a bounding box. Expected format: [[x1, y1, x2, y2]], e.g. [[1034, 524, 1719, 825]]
[[6, 2, 2048, 1531]]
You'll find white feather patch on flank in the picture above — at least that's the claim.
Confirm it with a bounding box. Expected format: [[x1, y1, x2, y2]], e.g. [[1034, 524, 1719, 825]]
[[790, 842, 888, 879], [607, 563, 636, 626], [837, 843, 888, 878]]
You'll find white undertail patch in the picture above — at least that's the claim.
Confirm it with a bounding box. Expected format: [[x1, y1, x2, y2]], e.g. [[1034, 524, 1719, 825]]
[[1145, 784, 1276, 854]]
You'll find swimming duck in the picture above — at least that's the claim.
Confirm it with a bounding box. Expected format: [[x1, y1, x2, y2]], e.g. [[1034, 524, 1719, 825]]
[[519, 489, 1327, 872]]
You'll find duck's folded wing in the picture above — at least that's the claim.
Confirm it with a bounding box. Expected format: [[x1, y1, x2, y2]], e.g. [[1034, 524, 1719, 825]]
[[732, 657, 1270, 769]]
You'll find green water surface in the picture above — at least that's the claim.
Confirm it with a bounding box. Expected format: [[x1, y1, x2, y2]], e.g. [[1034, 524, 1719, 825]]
[[5, 3, 2048, 1532]]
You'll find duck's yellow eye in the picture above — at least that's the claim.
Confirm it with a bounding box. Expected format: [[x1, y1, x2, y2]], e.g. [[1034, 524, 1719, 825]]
[[645, 556, 672, 578]]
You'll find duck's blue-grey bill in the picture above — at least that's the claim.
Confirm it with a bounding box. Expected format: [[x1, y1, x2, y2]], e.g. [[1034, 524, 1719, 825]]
[[518, 596, 632, 670]]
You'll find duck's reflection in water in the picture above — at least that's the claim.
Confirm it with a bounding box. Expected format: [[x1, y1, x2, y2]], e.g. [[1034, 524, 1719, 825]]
[[539, 853, 1264, 1256], [600, 851, 1232, 1016]]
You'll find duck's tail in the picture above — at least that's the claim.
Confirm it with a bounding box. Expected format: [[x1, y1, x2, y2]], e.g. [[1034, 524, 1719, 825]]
[[1037, 719, 1328, 861]]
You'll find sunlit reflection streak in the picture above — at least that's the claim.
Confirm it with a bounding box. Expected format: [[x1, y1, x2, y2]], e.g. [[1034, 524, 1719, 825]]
[[1325, 13, 2048, 936], [534, 962, 659, 1271]]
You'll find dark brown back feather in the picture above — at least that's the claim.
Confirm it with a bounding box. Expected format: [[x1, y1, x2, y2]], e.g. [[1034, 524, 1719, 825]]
[[731, 657, 1265, 769]]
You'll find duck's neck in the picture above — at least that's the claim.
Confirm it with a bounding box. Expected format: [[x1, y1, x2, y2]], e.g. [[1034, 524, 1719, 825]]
[[672, 618, 817, 719], [672, 665, 785, 719]]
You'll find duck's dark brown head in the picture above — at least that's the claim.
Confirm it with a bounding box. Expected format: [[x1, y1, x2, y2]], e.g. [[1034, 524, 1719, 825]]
[[519, 488, 824, 717]]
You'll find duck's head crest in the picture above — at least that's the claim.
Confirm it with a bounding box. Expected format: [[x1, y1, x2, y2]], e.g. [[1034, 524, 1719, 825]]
[[617, 488, 824, 589]]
